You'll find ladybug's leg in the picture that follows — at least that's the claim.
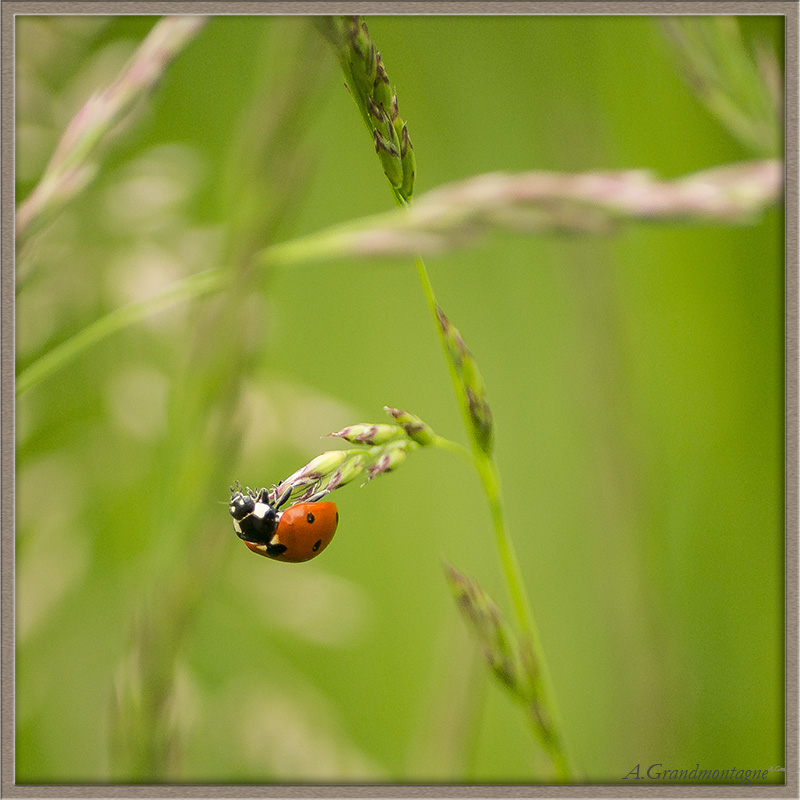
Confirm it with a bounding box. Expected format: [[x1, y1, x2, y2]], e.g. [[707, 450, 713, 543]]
[[255, 487, 270, 503], [273, 483, 294, 509], [305, 487, 331, 503]]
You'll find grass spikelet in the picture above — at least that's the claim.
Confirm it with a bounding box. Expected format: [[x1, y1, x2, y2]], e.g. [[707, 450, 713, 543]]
[[444, 563, 570, 779], [329, 423, 404, 446], [434, 305, 494, 456], [365, 438, 415, 482], [444, 563, 520, 692], [384, 406, 437, 446]]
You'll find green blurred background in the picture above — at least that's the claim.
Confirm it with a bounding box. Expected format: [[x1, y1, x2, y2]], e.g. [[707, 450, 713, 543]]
[[15, 13, 784, 785]]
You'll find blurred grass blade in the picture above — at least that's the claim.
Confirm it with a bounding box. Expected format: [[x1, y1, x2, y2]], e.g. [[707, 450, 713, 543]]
[[662, 17, 783, 157], [15, 269, 223, 397], [16, 15, 207, 246]]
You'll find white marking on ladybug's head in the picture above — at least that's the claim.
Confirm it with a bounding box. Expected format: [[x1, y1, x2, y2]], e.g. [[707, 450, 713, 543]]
[[252, 502, 283, 521], [233, 519, 242, 534]]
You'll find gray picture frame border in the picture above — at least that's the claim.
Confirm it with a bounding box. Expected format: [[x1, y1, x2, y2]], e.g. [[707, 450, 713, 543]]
[[2, 1, 796, 797]]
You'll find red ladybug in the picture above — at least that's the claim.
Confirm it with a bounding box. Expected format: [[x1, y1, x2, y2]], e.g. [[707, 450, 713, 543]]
[[229, 484, 339, 563]]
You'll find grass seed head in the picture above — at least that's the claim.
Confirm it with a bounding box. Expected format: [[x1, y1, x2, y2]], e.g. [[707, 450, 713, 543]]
[[277, 449, 350, 494], [365, 438, 413, 481], [444, 563, 520, 692], [330, 423, 403, 446], [324, 15, 415, 201], [435, 305, 494, 455], [324, 452, 369, 491], [267, 413, 423, 504], [384, 406, 436, 446]]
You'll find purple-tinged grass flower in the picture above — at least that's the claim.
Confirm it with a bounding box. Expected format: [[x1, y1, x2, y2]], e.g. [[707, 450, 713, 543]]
[[329, 423, 403, 446], [384, 407, 436, 446], [365, 439, 415, 482], [435, 305, 494, 455]]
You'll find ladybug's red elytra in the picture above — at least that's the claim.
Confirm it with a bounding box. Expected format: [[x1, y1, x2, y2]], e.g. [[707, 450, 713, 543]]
[[229, 484, 339, 563]]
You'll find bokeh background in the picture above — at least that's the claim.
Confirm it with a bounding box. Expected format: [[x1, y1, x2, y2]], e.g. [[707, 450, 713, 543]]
[[15, 13, 784, 785]]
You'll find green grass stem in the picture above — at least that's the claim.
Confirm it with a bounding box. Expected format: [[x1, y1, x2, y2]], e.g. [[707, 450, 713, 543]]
[[415, 252, 573, 780]]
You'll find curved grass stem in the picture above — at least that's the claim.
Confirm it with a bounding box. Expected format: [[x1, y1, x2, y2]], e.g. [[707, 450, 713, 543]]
[[431, 435, 473, 464]]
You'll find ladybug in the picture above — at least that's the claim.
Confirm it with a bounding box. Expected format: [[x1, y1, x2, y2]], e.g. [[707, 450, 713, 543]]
[[229, 484, 339, 563]]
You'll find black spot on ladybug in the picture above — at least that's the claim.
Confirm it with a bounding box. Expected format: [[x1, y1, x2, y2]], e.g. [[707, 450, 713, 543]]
[[336, 511, 339, 523], [313, 539, 322, 552], [307, 512, 315, 524]]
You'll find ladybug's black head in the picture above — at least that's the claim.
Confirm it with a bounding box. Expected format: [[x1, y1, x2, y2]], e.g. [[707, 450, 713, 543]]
[[229, 487, 281, 545], [229, 492, 255, 521]]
